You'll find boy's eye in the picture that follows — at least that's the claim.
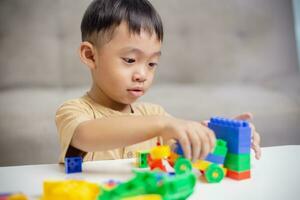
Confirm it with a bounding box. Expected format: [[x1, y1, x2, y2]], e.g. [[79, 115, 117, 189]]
[[122, 57, 136, 64], [149, 62, 157, 68]]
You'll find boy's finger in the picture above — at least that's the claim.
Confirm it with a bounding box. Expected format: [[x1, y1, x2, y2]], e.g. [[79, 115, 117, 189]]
[[189, 131, 201, 162], [234, 112, 253, 121], [179, 135, 191, 160], [200, 120, 209, 127], [252, 143, 261, 160]]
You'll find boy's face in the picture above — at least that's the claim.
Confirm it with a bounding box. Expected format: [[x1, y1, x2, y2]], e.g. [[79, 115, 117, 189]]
[[90, 22, 162, 107]]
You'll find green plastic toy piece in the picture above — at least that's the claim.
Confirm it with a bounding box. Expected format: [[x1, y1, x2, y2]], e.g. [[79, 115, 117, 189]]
[[205, 164, 224, 183], [212, 139, 228, 156], [224, 153, 250, 172], [98, 170, 197, 200], [137, 150, 150, 168], [174, 158, 192, 174]]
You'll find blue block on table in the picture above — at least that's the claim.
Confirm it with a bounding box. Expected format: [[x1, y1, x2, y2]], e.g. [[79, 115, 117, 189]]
[[65, 156, 82, 174]]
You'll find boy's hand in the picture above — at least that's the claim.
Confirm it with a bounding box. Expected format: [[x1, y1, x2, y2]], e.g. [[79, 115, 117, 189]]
[[234, 113, 261, 160], [201, 113, 261, 160], [161, 117, 216, 161]]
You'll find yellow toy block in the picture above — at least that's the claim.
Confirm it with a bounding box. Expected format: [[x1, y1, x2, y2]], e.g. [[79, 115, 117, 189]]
[[8, 194, 28, 200], [150, 145, 171, 160], [193, 160, 211, 170], [40, 180, 100, 200], [122, 194, 162, 200]]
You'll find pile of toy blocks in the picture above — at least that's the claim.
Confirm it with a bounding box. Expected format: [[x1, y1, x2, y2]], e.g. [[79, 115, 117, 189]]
[[208, 117, 251, 180]]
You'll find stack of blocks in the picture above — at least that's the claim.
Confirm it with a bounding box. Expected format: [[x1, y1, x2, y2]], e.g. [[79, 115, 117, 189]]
[[208, 117, 251, 180]]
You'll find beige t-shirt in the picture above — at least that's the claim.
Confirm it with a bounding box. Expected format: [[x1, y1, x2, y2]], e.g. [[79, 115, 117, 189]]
[[55, 94, 169, 163]]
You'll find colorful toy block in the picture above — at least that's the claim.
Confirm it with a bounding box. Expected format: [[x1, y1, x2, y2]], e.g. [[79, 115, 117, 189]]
[[205, 153, 225, 164], [208, 117, 251, 154], [148, 157, 167, 172], [212, 139, 228, 156], [226, 169, 251, 180], [150, 145, 171, 160], [41, 180, 100, 200], [224, 153, 250, 172], [136, 150, 150, 168], [122, 194, 162, 200], [0, 193, 27, 200], [172, 142, 184, 156], [64, 156, 82, 174]]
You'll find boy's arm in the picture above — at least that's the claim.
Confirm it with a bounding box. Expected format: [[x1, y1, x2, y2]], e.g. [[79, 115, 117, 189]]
[[72, 115, 165, 152], [72, 115, 216, 161]]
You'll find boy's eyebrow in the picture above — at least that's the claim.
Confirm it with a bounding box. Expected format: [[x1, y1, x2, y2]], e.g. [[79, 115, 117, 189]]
[[120, 47, 161, 57]]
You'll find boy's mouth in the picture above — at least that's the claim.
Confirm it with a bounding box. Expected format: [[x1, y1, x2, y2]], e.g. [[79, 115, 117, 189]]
[[127, 87, 144, 97]]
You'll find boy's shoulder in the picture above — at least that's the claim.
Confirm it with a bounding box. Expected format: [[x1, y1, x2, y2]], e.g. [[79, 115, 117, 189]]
[[133, 102, 169, 116], [56, 95, 93, 114]]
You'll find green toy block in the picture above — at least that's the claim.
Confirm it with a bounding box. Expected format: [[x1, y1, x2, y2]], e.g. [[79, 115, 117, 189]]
[[137, 150, 150, 168], [212, 139, 228, 156], [224, 153, 250, 172]]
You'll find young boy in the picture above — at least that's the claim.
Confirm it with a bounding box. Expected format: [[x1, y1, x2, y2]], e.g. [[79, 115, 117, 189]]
[[55, 0, 261, 163]]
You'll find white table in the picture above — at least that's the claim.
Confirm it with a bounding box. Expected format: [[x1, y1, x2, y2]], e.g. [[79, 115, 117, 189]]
[[0, 146, 299, 200]]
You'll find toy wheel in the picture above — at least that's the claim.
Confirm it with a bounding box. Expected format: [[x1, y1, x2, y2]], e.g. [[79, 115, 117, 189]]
[[174, 158, 192, 174], [205, 164, 224, 183]]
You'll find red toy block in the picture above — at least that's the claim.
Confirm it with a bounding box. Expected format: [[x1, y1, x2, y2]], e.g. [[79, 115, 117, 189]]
[[226, 169, 251, 180], [148, 156, 166, 172]]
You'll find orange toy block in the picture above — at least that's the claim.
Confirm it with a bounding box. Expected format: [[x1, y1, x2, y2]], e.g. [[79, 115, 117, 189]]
[[226, 169, 251, 180]]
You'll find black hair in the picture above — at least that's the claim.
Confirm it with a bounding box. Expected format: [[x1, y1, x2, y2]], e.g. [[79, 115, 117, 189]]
[[80, 0, 163, 44]]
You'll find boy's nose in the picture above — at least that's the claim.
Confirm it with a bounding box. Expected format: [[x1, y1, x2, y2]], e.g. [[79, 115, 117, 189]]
[[132, 69, 147, 82]]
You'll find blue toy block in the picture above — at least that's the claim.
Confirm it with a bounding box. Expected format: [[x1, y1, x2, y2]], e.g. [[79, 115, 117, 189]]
[[173, 141, 184, 156], [205, 153, 225, 164], [208, 117, 251, 154], [65, 156, 82, 174]]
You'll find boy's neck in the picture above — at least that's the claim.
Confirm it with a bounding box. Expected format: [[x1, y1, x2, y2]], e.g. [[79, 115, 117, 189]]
[[88, 84, 133, 114]]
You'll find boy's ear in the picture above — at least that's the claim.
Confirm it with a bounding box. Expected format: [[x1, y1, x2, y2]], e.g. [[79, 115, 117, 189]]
[[78, 41, 97, 70]]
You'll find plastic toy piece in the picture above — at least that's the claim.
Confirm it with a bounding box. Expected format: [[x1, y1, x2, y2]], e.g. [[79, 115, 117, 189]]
[[98, 170, 196, 200], [167, 151, 180, 167], [172, 141, 184, 156], [204, 164, 225, 183], [225, 153, 250, 172], [0, 193, 28, 200], [208, 117, 251, 154], [148, 157, 167, 172], [212, 140, 228, 156], [122, 194, 162, 200], [150, 145, 171, 160], [174, 158, 192, 174], [205, 153, 225, 164], [41, 180, 100, 200], [226, 169, 251, 180], [136, 150, 150, 168], [193, 160, 211, 170], [64, 156, 82, 174]]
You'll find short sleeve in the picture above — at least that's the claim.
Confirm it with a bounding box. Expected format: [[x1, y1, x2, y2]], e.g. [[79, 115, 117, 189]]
[[134, 102, 172, 117], [55, 100, 95, 163]]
